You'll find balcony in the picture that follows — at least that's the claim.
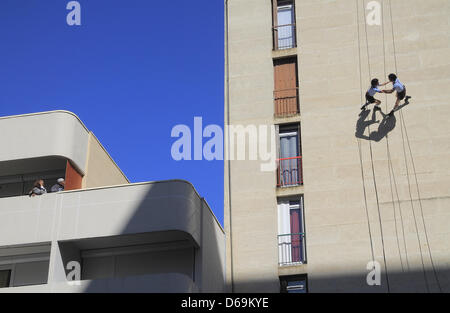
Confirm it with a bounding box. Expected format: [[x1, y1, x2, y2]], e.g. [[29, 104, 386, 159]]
[[277, 156, 303, 187], [274, 88, 299, 117], [273, 24, 297, 50], [278, 233, 306, 266], [0, 180, 225, 292]]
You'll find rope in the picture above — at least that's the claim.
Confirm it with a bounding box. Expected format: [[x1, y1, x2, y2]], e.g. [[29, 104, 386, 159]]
[[388, 0, 442, 292], [356, 0, 376, 269], [380, 0, 405, 273], [362, 0, 391, 292], [399, 107, 430, 292], [386, 137, 410, 270], [357, 0, 390, 293], [400, 110, 443, 292]]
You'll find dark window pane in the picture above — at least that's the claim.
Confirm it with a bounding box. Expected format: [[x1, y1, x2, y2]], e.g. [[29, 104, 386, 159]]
[[280, 274, 308, 293], [0, 270, 11, 288]]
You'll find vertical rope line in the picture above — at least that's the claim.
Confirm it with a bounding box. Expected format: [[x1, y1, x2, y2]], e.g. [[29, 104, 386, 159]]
[[381, 0, 404, 272], [388, 0, 440, 292], [384, 0, 411, 275], [362, 0, 390, 292], [388, 0, 442, 293], [356, 0, 376, 267], [400, 110, 443, 292], [399, 108, 430, 292], [386, 138, 410, 270]]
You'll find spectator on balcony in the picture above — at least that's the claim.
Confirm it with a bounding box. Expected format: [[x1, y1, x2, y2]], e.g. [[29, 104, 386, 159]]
[[29, 179, 47, 197], [51, 178, 65, 193]]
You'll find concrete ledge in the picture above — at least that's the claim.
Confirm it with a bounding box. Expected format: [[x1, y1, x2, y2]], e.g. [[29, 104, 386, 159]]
[[274, 114, 301, 125], [272, 48, 298, 59], [0, 180, 214, 248], [0, 273, 198, 293], [276, 185, 305, 198], [278, 264, 308, 276]]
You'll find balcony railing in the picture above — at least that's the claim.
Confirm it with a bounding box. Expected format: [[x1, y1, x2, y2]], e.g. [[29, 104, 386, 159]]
[[273, 24, 297, 50], [277, 156, 303, 187], [274, 88, 299, 117], [278, 233, 306, 266]]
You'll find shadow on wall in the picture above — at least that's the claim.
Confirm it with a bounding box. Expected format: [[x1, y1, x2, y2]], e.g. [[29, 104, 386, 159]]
[[232, 267, 450, 293], [355, 108, 396, 142], [355, 101, 411, 142]]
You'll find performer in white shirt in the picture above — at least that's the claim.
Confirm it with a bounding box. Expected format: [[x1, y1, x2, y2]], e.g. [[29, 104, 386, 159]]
[[380, 73, 411, 116]]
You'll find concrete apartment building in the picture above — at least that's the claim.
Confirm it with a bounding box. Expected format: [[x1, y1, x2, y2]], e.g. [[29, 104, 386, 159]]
[[225, 0, 450, 292], [0, 111, 225, 292]]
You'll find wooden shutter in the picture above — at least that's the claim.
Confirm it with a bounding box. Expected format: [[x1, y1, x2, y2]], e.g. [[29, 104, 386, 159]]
[[274, 58, 298, 116]]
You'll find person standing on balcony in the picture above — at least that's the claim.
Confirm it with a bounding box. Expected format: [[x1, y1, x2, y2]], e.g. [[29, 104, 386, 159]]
[[29, 179, 47, 197], [51, 178, 65, 193], [361, 78, 383, 111]]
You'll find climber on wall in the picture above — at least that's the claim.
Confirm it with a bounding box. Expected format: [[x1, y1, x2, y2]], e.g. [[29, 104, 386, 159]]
[[380, 73, 411, 116], [361, 78, 383, 111]]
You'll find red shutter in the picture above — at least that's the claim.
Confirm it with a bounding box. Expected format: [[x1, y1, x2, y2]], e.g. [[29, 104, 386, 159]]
[[290, 208, 301, 262]]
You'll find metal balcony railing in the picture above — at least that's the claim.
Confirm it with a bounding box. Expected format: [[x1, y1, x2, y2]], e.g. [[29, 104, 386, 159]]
[[273, 24, 297, 50], [278, 233, 306, 266], [274, 88, 299, 117], [277, 156, 303, 187]]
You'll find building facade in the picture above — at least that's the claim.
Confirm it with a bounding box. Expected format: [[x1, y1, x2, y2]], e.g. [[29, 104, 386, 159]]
[[225, 0, 450, 292], [0, 111, 225, 292]]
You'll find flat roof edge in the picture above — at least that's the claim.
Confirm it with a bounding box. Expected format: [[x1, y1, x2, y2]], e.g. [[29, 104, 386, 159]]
[[0, 110, 89, 133]]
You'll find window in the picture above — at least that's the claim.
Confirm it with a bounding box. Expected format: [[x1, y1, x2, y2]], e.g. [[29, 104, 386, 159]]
[[0, 269, 11, 288], [280, 274, 308, 293], [0, 157, 83, 199], [0, 170, 65, 198], [78, 242, 195, 281], [277, 196, 306, 265], [0, 243, 50, 288], [272, 0, 297, 50], [277, 124, 302, 186], [273, 57, 299, 117]]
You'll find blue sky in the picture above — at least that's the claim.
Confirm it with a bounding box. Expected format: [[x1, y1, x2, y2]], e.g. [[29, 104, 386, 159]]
[[0, 0, 225, 224]]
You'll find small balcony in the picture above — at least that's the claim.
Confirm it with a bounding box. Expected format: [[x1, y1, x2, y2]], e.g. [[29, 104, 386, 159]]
[[277, 156, 303, 187], [278, 233, 306, 266], [273, 24, 297, 50], [274, 88, 299, 117]]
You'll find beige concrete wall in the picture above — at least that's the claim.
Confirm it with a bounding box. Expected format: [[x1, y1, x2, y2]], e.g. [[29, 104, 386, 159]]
[[225, 0, 281, 293], [226, 0, 450, 292], [82, 133, 129, 188], [299, 0, 450, 293]]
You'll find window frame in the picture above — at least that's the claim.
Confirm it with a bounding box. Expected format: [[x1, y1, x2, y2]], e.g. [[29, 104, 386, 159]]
[[272, 0, 297, 50], [0, 265, 15, 288], [280, 274, 308, 293]]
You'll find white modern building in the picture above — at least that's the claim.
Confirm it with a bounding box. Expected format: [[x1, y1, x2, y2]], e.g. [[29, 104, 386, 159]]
[[0, 111, 225, 293]]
